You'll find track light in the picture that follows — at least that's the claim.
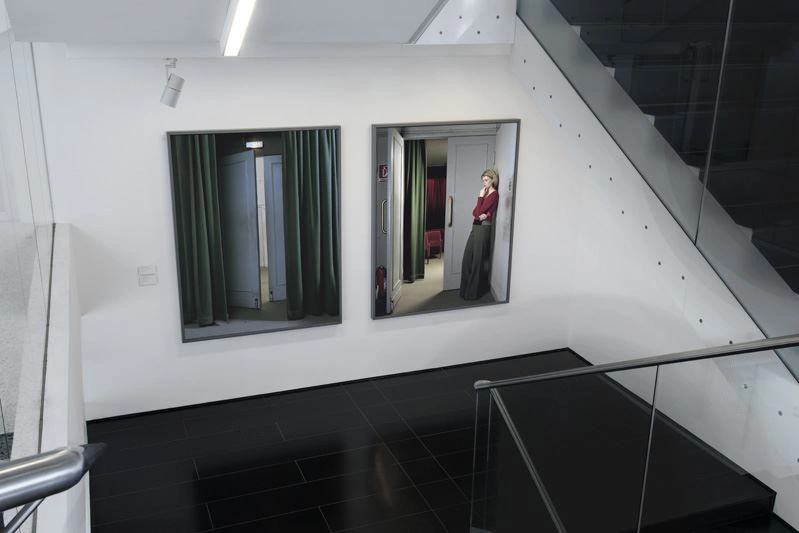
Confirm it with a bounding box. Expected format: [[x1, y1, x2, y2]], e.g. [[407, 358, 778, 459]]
[[160, 58, 184, 108]]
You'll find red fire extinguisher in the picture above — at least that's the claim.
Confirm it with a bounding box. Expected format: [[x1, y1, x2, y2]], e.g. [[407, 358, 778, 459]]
[[375, 266, 387, 316]]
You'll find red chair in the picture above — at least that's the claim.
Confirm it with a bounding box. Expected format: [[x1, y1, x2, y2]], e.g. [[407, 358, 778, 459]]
[[425, 230, 443, 263]]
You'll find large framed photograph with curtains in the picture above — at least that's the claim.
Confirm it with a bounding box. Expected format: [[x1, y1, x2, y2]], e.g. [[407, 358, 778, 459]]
[[372, 120, 520, 319], [167, 126, 341, 342]]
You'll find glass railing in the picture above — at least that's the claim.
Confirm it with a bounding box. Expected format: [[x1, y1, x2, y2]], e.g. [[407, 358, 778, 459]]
[[0, 29, 53, 470], [517, 0, 799, 377], [471, 335, 799, 532]]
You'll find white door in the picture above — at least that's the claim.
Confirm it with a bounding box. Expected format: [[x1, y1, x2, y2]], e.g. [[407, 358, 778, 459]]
[[262, 155, 287, 302], [443, 136, 496, 291], [219, 151, 261, 309], [388, 129, 404, 310]]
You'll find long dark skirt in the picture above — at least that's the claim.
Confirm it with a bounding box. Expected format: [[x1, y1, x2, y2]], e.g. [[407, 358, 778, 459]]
[[460, 224, 492, 300]]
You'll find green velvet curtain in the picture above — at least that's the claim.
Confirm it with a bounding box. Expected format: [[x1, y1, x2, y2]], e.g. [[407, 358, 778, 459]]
[[282, 129, 340, 319], [170, 134, 228, 326], [403, 140, 427, 282]]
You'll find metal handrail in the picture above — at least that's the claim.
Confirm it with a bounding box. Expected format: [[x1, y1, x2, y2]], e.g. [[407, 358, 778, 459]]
[[0, 444, 105, 533], [475, 334, 799, 390]]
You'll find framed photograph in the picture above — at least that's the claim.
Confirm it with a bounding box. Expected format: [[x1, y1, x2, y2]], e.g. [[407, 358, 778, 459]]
[[371, 119, 520, 318], [167, 126, 341, 341]]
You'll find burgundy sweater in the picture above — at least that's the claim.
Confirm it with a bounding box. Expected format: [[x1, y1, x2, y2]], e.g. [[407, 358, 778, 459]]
[[472, 191, 499, 222]]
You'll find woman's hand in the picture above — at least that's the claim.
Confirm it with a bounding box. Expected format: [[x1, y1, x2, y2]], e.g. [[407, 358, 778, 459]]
[[478, 186, 487, 198], [479, 214, 488, 221]]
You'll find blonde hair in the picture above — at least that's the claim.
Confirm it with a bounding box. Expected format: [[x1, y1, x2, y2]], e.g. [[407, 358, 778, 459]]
[[481, 169, 499, 188]]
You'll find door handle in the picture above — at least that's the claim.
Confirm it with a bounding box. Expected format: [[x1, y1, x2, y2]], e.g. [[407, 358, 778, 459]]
[[381, 200, 388, 234], [447, 196, 454, 227]]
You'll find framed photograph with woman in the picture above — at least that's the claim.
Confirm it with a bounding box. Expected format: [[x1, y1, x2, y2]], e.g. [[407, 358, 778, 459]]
[[371, 120, 520, 319]]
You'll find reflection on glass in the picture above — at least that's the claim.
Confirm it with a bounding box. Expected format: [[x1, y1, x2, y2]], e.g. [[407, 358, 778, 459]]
[[539, 0, 799, 370], [0, 398, 9, 461], [471, 390, 560, 533], [372, 121, 519, 318], [697, 0, 799, 352], [642, 352, 788, 530], [551, 0, 730, 170], [473, 367, 657, 532], [0, 32, 54, 464], [168, 127, 341, 342]]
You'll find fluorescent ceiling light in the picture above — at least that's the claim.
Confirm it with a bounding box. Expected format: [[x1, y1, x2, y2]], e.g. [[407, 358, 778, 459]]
[[221, 0, 256, 57]]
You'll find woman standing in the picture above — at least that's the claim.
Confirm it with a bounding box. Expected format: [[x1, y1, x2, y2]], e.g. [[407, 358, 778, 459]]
[[460, 169, 499, 300]]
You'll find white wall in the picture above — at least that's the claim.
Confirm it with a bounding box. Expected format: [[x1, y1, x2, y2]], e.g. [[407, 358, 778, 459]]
[[511, 19, 799, 528], [29, 22, 799, 528], [34, 46, 582, 420], [37, 224, 89, 533], [490, 121, 517, 301]]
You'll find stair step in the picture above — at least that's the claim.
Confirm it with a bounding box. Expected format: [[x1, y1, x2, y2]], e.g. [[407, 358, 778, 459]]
[[494, 370, 777, 533], [695, 513, 797, 533]]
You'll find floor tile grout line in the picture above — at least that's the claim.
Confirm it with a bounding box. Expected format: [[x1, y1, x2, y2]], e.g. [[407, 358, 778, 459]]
[[91, 386, 351, 434], [92, 422, 283, 456], [413, 485, 455, 532], [335, 509, 445, 533], [91, 455, 198, 480], [212, 483, 426, 532], [275, 421, 286, 441], [183, 401, 360, 437], [210, 499, 438, 533], [379, 386, 476, 406], [179, 390, 349, 422], [379, 390, 474, 502], [93, 402, 474, 479], [92, 449, 428, 525], [91, 472, 412, 530], [92, 422, 477, 505], [93, 432, 398, 502], [192, 457, 200, 480], [318, 506, 334, 533], [197, 438, 380, 481], [88, 417, 188, 438], [340, 386, 443, 530], [205, 502, 215, 529], [296, 460, 308, 482], [93, 403, 362, 455]]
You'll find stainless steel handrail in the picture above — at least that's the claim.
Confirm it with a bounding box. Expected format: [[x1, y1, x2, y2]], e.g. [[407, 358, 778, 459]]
[[0, 444, 105, 532], [475, 334, 799, 390]]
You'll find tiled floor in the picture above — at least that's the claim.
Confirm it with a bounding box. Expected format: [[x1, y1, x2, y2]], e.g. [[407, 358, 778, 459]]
[[88, 349, 587, 533], [87, 350, 791, 533]]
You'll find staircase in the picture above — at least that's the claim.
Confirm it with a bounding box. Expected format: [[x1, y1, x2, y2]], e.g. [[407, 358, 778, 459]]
[[471, 345, 799, 533], [547, 0, 799, 293]]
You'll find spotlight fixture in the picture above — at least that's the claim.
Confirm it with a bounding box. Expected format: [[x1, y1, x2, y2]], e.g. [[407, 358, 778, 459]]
[[160, 58, 184, 108], [221, 0, 257, 56], [245, 141, 263, 149]]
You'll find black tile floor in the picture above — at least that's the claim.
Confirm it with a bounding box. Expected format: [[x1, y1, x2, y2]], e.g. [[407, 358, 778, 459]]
[[87, 350, 586, 532], [87, 349, 793, 533]]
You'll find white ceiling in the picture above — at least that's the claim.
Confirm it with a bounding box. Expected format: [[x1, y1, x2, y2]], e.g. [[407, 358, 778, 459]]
[[5, 0, 442, 46]]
